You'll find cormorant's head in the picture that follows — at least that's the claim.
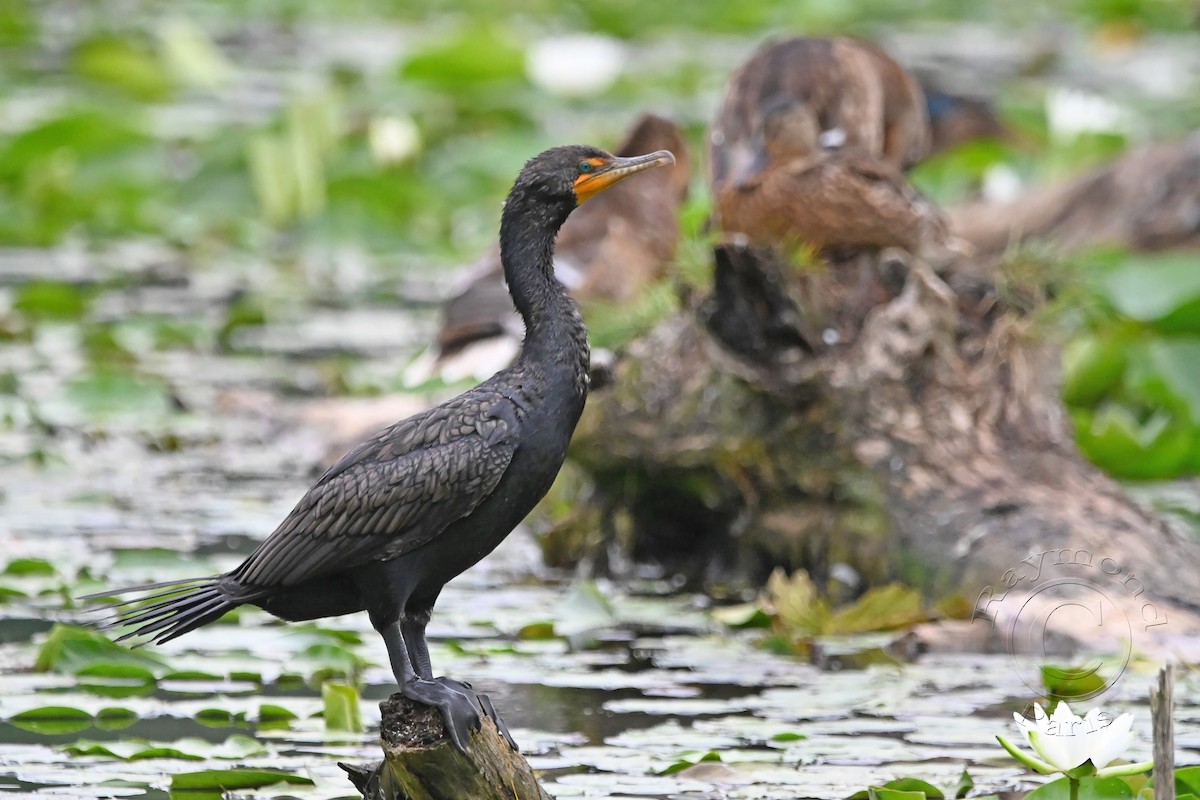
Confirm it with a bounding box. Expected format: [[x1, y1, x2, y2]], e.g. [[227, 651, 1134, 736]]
[[512, 145, 676, 212]]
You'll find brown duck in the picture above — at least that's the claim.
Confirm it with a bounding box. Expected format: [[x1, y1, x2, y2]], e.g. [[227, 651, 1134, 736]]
[[425, 114, 690, 381], [710, 37, 948, 254]]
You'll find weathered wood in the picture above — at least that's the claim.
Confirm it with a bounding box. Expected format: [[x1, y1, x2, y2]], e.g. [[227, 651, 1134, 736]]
[[563, 241, 1200, 649], [950, 132, 1200, 263], [340, 695, 552, 800], [1151, 664, 1174, 800]]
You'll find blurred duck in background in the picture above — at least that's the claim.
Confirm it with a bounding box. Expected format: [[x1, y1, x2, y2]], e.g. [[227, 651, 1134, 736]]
[[409, 114, 690, 385], [710, 36, 951, 255]]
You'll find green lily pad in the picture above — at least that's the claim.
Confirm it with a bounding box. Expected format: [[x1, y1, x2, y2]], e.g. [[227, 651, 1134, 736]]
[[1025, 776, 1134, 799], [34, 624, 170, 676], [12, 282, 92, 321], [321, 681, 363, 733], [868, 788, 928, 800], [71, 33, 174, 101], [1042, 664, 1107, 700], [64, 734, 265, 762], [400, 23, 525, 87], [8, 706, 93, 735], [170, 767, 312, 793], [61, 368, 175, 421], [660, 750, 723, 775], [95, 707, 139, 731], [1176, 765, 1200, 796]]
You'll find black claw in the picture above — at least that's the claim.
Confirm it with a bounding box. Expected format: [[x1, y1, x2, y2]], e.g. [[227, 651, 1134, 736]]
[[476, 692, 519, 751], [435, 677, 519, 751]]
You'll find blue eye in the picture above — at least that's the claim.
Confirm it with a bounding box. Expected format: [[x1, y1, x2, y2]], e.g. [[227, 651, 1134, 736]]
[[578, 161, 594, 173]]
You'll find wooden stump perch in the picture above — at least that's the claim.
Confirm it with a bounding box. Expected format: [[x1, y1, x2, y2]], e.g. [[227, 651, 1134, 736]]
[[340, 695, 551, 800]]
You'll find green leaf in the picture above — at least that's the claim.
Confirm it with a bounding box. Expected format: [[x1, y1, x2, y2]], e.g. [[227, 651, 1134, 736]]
[[3, 557, 57, 576], [76, 663, 158, 698], [61, 368, 174, 421], [516, 621, 556, 640], [1073, 405, 1194, 480], [660, 751, 723, 775], [195, 708, 235, 727], [955, 769, 975, 799], [8, 706, 93, 735], [1062, 334, 1127, 408], [868, 788, 927, 800], [1177, 765, 1200, 796], [711, 602, 774, 629], [830, 583, 927, 634], [12, 282, 92, 321], [34, 624, 169, 676], [883, 778, 944, 798], [157, 18, 235, 91], [1026, 776, 1134, 800], [64, 739, 204, 761], [0, 111, 148, 181], [71, 34, 174, 101], [1145, 339, 1200, 422], [401, 23, 526, 87], [767, 568, 832, 637], [299, 643, 365, 678], [95, 707, 139, 731], [170, 768, 312, 792], [771, 731, 806, 742], [321, 682, 363, 733], [257, 704, 298, 722], [1095, 253, 1200, 328], [120, 735, 265, 762], [1042, 664, 1107, 700]]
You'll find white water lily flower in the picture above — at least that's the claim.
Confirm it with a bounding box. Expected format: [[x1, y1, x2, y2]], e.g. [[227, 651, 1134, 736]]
[[997, 702, 1152, 779], [368, 115, 421, 166], [526, 34, 625, 97], [1045, 88, 1129, 141]]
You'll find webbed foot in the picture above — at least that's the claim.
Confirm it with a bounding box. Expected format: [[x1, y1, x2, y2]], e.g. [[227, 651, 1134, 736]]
[[401, 677, 481, 752], [436, 677, 519, 751]]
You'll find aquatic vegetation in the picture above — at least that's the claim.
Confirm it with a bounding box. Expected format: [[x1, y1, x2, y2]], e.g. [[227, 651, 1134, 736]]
[[997, 703, 1154, 799]]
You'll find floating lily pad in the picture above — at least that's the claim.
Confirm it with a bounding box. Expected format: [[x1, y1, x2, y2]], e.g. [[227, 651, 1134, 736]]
[[8, 706, 93, 735], [170, 767, 313, 792], [34, 624, 169, 676]]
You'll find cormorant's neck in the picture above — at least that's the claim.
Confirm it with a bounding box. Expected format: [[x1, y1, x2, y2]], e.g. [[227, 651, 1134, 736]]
[[498, 191, 589, 393]]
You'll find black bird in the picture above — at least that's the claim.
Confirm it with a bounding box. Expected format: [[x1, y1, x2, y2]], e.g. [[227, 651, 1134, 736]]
[[86, 144, 676, 752], [427, 114, 691, 383]]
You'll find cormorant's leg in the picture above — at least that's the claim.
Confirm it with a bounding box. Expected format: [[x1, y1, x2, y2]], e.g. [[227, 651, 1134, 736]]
[[401, 615, 519, 751], [400, 614, 435, 681], [379, 620, 480, 752]]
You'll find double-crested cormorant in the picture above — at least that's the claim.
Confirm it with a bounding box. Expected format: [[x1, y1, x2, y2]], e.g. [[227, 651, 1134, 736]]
[[86, 144, 676, 752], [417, 114, 690, 384]]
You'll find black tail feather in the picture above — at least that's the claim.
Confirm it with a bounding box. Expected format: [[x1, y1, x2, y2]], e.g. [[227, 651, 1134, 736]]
[[84, 577, 245, 646]]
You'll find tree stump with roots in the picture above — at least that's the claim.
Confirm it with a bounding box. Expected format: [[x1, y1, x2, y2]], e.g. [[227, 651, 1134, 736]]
[[560, 238, 1200, 649]]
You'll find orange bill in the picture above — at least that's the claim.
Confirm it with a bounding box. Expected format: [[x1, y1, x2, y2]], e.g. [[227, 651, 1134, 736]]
[[574, 150, 676, 205]]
